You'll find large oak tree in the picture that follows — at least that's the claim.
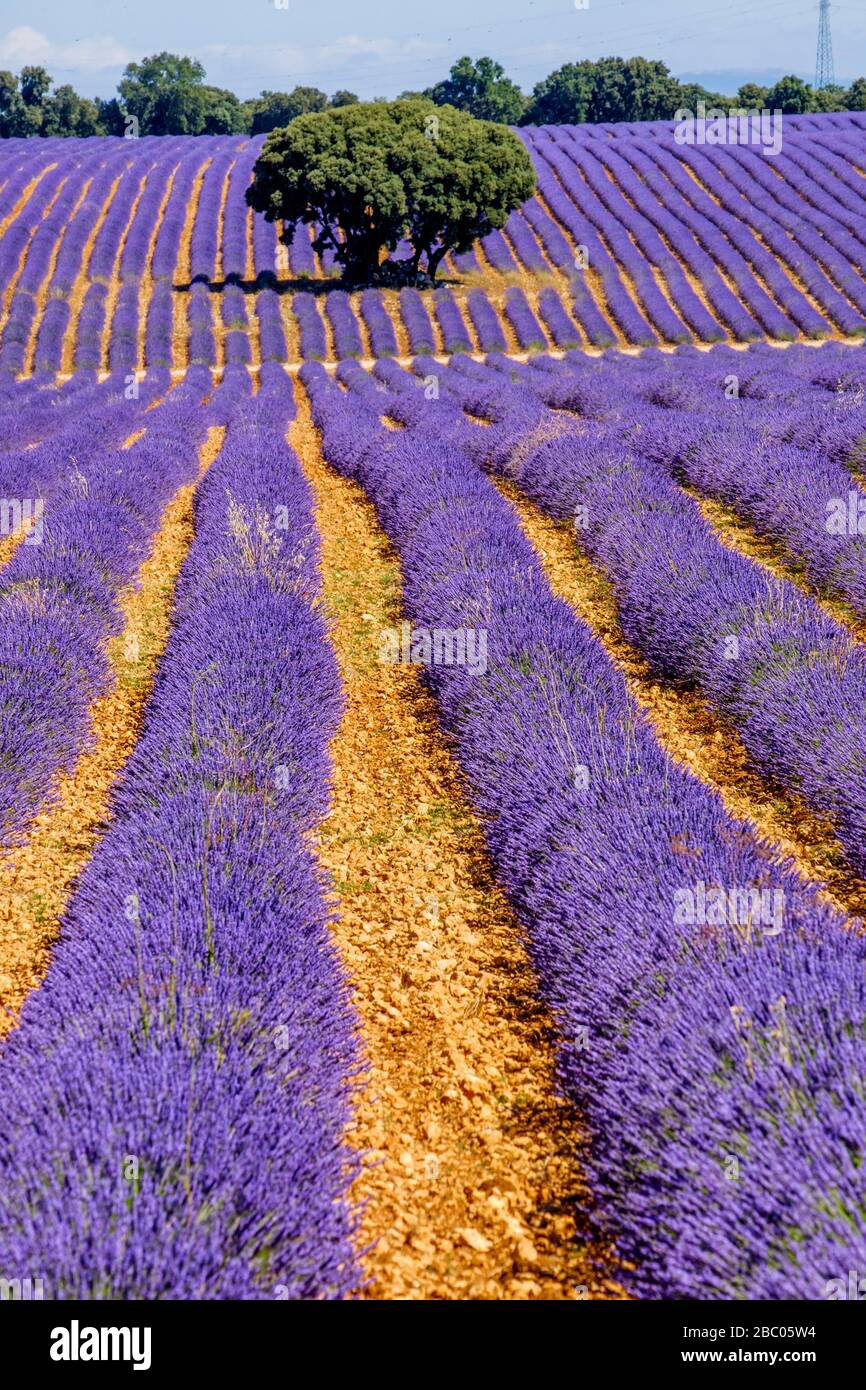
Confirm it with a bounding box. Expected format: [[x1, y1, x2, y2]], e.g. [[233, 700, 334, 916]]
[[247, 98, 536, 286]]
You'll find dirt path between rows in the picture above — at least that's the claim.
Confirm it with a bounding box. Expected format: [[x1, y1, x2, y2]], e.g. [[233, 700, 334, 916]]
[[290, 385, 623, 1301], [0, 427, 225, 1038], [495, 477, 866, 926]]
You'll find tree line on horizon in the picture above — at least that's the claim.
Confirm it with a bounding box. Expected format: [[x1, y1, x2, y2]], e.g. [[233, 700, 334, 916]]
[[1, 51, 865, 139]]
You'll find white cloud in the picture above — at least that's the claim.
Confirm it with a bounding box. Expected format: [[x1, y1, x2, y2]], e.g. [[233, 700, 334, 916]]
[[204, 32, 442, 85], [0, 26, 131, 73]]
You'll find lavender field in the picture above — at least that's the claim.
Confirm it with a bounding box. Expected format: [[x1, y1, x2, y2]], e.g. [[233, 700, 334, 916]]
[[1, 111, 866, 1304], [0, 112, 866, 375]]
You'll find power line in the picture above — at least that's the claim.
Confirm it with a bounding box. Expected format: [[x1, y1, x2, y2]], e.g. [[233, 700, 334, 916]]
[[27, 0, 863, 97], [199, 0, 820, 91]]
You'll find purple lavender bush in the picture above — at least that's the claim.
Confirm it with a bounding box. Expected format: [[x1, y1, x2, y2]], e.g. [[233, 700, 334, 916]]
[[0, 369, 360, 1299], [301, 357, 866, 1300]]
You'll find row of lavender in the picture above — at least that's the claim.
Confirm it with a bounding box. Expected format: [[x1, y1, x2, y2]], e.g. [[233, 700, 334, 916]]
[[302, 355, 866, 1298], [0, 144, 103, 375], [0, 365, 103, 440], [0, 138, 587, 364], [521, 342, 866, 620], [387, 347, 866, 891], [290, 282, 585, 359], [0, 359, 280, 845], [274, 115, 866, 353], [5, 117, 866, 372], [0, 368, 212, 845], [0, 364, 360, 1298], [0, 135, 284, 377], [511, 121, 866, 346], [543, 110, 866, 142]]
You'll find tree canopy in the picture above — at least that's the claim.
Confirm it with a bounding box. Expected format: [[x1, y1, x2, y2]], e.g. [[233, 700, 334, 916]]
[[0, 65, 100, 137], [736, 83, 770, 109], [117, 53, 209, 135], [520, 61, 597, 125], [0, 54, 355, 140], [523, 58, 733, 126], [249, 87, 329, 135], [425, 56, 526, 125], [113, 53, 246, 136], [810, 83, 851, 113], [2, 49, 866, 138], [246, 99, 536, 286], [200, 86, 247, 135], [848, 77, 866, 111], [765, 74, 813, 115]]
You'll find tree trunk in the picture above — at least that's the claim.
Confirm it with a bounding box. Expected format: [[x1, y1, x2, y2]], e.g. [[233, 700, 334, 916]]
[[340, 227, 382, 286], [341, 250, 378, 287], [427, 245, 448, 284]]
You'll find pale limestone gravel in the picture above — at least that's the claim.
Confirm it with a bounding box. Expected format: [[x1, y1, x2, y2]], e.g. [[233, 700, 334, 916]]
[[683, 483, 866, 648], [494, 476, 866, 927], [0, 427, 226, 1038], [291, 386, 624, 1302]]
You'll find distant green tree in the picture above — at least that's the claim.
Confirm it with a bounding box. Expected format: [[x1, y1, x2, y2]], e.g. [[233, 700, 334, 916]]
[[5, 49, 866, 140], [811, 83, 849, 112], [249, 86, 329, 134], [620, 58, 680, 121], [0, 70, 39, 135], [736, 83, 770, 108], [847, 76, 866, 110], [42, 86, 103, 136], [0, 70, 18, 130], [117, 53, 209, 135], [240, 97, 260, 130], [0, 66, 106, 136], [523, 64, 732, 126], [676, 82, 733, 114], [427, 56, 525, 124], [200, 85, 246, 133], [19, 65, 52, 109], [521, 61, 596, 125], [96, 96, 128, 136], [247, 99, 535, 285], [766, 74, 812, 114], [580, 57, 680, 123], [583, 57, 627, 122]]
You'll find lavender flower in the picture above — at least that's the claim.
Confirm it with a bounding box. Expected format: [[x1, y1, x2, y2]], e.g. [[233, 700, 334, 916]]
[[302, 355, 866, 1301], [0, 374, 360, 1299]]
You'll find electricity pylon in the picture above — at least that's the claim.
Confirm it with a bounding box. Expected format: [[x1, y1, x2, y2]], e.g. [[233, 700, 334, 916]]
[[815, 0, 836, 89]]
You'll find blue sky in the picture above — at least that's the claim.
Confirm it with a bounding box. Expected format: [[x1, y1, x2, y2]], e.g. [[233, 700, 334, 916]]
[[1, 0, 863, 99]]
